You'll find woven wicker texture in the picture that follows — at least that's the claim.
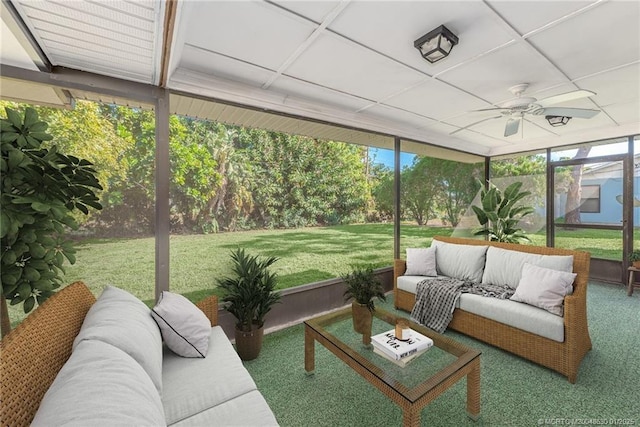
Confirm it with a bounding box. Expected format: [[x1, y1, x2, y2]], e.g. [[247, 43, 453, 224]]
[[305, 307, 481, 426], [0, 283, 220, 427], [394, 236, 592, 383], [0, 282, 96, 427]]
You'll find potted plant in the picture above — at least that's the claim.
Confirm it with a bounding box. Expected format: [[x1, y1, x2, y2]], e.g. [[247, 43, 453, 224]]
[[629, 250, 640, 268], [217, 248, 281, 361], [342, 265, 386, 344]]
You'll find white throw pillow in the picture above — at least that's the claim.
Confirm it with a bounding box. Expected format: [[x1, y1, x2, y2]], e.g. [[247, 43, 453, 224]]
[[405, 247, 437, 276], [151, 291, 211, 358], [73, 285, 164, 394], [482, 246, 574, 289], [431, 240, 488, 282], [510, 263, 577, 316]]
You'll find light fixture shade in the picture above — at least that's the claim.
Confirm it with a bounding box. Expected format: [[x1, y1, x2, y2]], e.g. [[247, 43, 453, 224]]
[[546, 115, 571, 127], [414, 25, 459, 64]]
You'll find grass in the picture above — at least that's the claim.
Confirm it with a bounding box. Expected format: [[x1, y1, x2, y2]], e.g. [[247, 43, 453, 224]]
[[6, 224, 624, 328]]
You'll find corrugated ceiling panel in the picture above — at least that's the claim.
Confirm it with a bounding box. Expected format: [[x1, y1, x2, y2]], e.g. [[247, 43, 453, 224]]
[[69, 89, 154, 110]]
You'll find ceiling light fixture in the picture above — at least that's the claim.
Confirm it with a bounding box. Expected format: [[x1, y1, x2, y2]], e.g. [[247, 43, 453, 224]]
[[414, 25, 459, 64], [546, 115, 571, 127]]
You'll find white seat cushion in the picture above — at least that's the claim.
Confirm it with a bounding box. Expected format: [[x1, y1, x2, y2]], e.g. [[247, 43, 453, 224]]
[[459, 293, 565, 342], [168, 390, 279, 426], [32, 340, 166, 427], [162, 326, 263, 425]]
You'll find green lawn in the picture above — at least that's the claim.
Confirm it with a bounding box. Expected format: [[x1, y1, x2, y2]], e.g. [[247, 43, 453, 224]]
[[6, 224, 623, 328]]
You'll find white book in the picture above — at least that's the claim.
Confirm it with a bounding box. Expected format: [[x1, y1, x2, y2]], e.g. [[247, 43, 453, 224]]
[[371, 329, 433, 360], [373, 346, 429, 367]]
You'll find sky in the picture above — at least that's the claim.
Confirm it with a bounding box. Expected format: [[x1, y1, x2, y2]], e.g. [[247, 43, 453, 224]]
[[369, 148, 415, 170]]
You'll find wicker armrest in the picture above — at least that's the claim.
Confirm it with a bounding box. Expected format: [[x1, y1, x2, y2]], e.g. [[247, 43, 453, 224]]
[[196, 295, 219, 327]]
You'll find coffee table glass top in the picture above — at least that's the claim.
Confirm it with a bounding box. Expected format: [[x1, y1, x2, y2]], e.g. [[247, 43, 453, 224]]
[[305, 307, 481, 402]]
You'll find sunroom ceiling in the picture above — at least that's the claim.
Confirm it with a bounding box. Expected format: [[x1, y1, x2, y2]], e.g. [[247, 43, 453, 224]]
[[2, 0, 639, 157]]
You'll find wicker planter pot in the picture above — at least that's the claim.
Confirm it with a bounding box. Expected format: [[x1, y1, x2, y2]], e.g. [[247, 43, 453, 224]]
[[235, 325, 264, 361], [351, 301, 373, 339]]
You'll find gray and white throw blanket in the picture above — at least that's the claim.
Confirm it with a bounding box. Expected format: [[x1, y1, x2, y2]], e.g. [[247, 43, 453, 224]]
[[410, 278, 514, 333]]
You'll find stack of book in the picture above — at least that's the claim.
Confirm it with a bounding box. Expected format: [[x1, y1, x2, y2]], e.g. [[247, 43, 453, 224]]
[[371, 328, 434, 367]]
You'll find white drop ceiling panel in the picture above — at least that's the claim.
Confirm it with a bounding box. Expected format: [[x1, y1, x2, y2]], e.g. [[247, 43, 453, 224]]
[[486, 0, 596, 35], [278, 1, 342, 23], [438, 42, 567, 103], [180, 45, 274, 88], [577, 63, 640, 107], [285, 32, 425, 102], [182, 1, 316, 72], [527, 1, 640, 80], [383, 79, 490, 121], [364, 104, 438, 129]]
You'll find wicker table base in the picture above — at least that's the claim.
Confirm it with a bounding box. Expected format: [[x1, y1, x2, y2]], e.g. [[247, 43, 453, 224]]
[[304, 308, 481, 426]]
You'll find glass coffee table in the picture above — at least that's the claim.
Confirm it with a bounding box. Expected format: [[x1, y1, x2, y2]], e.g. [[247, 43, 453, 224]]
[[304, 307, 481, 426]]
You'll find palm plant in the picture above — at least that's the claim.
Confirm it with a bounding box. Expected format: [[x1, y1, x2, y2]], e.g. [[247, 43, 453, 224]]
[[342, 265, 386, 312], [217, 248, 281, 332], [471, 180, 534, 244]]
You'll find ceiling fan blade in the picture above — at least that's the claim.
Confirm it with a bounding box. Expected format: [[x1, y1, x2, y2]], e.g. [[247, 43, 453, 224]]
[[450, 116, 502, 135], [536, 89, 596, 107], [504, 117, 521, 137], [541, 107, 600, 119]]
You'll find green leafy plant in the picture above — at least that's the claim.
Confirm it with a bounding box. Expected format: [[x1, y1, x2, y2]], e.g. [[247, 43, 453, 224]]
[[217, 248, 281, 332], [628, 250, 640, 263], [342, 265, 386, 312], [471, 180, 534, 244], [1, 107, 102, 335]]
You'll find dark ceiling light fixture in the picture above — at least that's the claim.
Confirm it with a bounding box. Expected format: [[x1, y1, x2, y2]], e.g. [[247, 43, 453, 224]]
[[414, 25, 459, 64], [546, 115, 571, 127]]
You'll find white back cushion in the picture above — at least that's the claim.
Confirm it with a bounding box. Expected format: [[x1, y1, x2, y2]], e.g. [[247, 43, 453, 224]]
[[481, 246, 574, 289], [73, 286, 164, 394], [405, 247, 437, 276], [32, 340, 165, 427], [431, 240, 488, 282]]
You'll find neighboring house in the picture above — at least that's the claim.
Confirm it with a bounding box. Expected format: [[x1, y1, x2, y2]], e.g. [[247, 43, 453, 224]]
[[555, 156, 638, 225]]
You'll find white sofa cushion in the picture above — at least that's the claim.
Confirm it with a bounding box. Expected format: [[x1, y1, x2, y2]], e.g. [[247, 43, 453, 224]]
[[431, 240, 488, 282], [32, 340, 166, 427], [168, 390, 279, 426], [73, 285, 164, 394], [459, 293, 565, 342], [162, 326, 264, 425], [151, 291, 211, 358], [511, 263, 577, 316], [405, 247, 437, 276], [397, 275, 449, 295], [481, 246, 574, 289]]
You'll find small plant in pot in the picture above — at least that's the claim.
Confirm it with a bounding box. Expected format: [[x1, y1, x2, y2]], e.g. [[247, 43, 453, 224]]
[[629, 250, 640, 268], [217, 248, 281, 361], [342, 265, 386, 345]]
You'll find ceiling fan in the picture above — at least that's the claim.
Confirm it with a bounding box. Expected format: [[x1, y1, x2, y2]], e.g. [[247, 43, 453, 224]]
[[452, 83, 600, 137]]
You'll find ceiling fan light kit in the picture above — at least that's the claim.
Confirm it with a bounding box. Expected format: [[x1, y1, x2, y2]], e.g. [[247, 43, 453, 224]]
[[414, 25, 459, 63], [546, 115, 571, 127]]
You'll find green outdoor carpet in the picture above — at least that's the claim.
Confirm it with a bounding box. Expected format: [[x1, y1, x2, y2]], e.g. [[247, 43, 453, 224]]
[[244, 281, 640, 426]]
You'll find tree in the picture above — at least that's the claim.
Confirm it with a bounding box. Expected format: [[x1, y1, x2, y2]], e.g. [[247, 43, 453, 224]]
[[565, 147, 592, 224], [1, 107, 102, 336], [401, 157, 441, 226], [433, 160, 482, 227]]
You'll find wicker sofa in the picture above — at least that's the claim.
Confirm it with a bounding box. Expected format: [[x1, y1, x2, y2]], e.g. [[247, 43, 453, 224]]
[[394, 236, 592, 383], [0, 281, 278, 426]]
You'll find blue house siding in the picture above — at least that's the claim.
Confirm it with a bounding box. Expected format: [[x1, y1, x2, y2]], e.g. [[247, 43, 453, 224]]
[[555, 177, 628, 225]]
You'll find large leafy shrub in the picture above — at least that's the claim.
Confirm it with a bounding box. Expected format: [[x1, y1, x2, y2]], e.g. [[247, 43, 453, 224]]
[[1, 107, 102, 333]]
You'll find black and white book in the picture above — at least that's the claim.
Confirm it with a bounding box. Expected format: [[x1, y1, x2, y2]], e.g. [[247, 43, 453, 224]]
[[371, 329, 433, 361], [373, 346, 429, 367]]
